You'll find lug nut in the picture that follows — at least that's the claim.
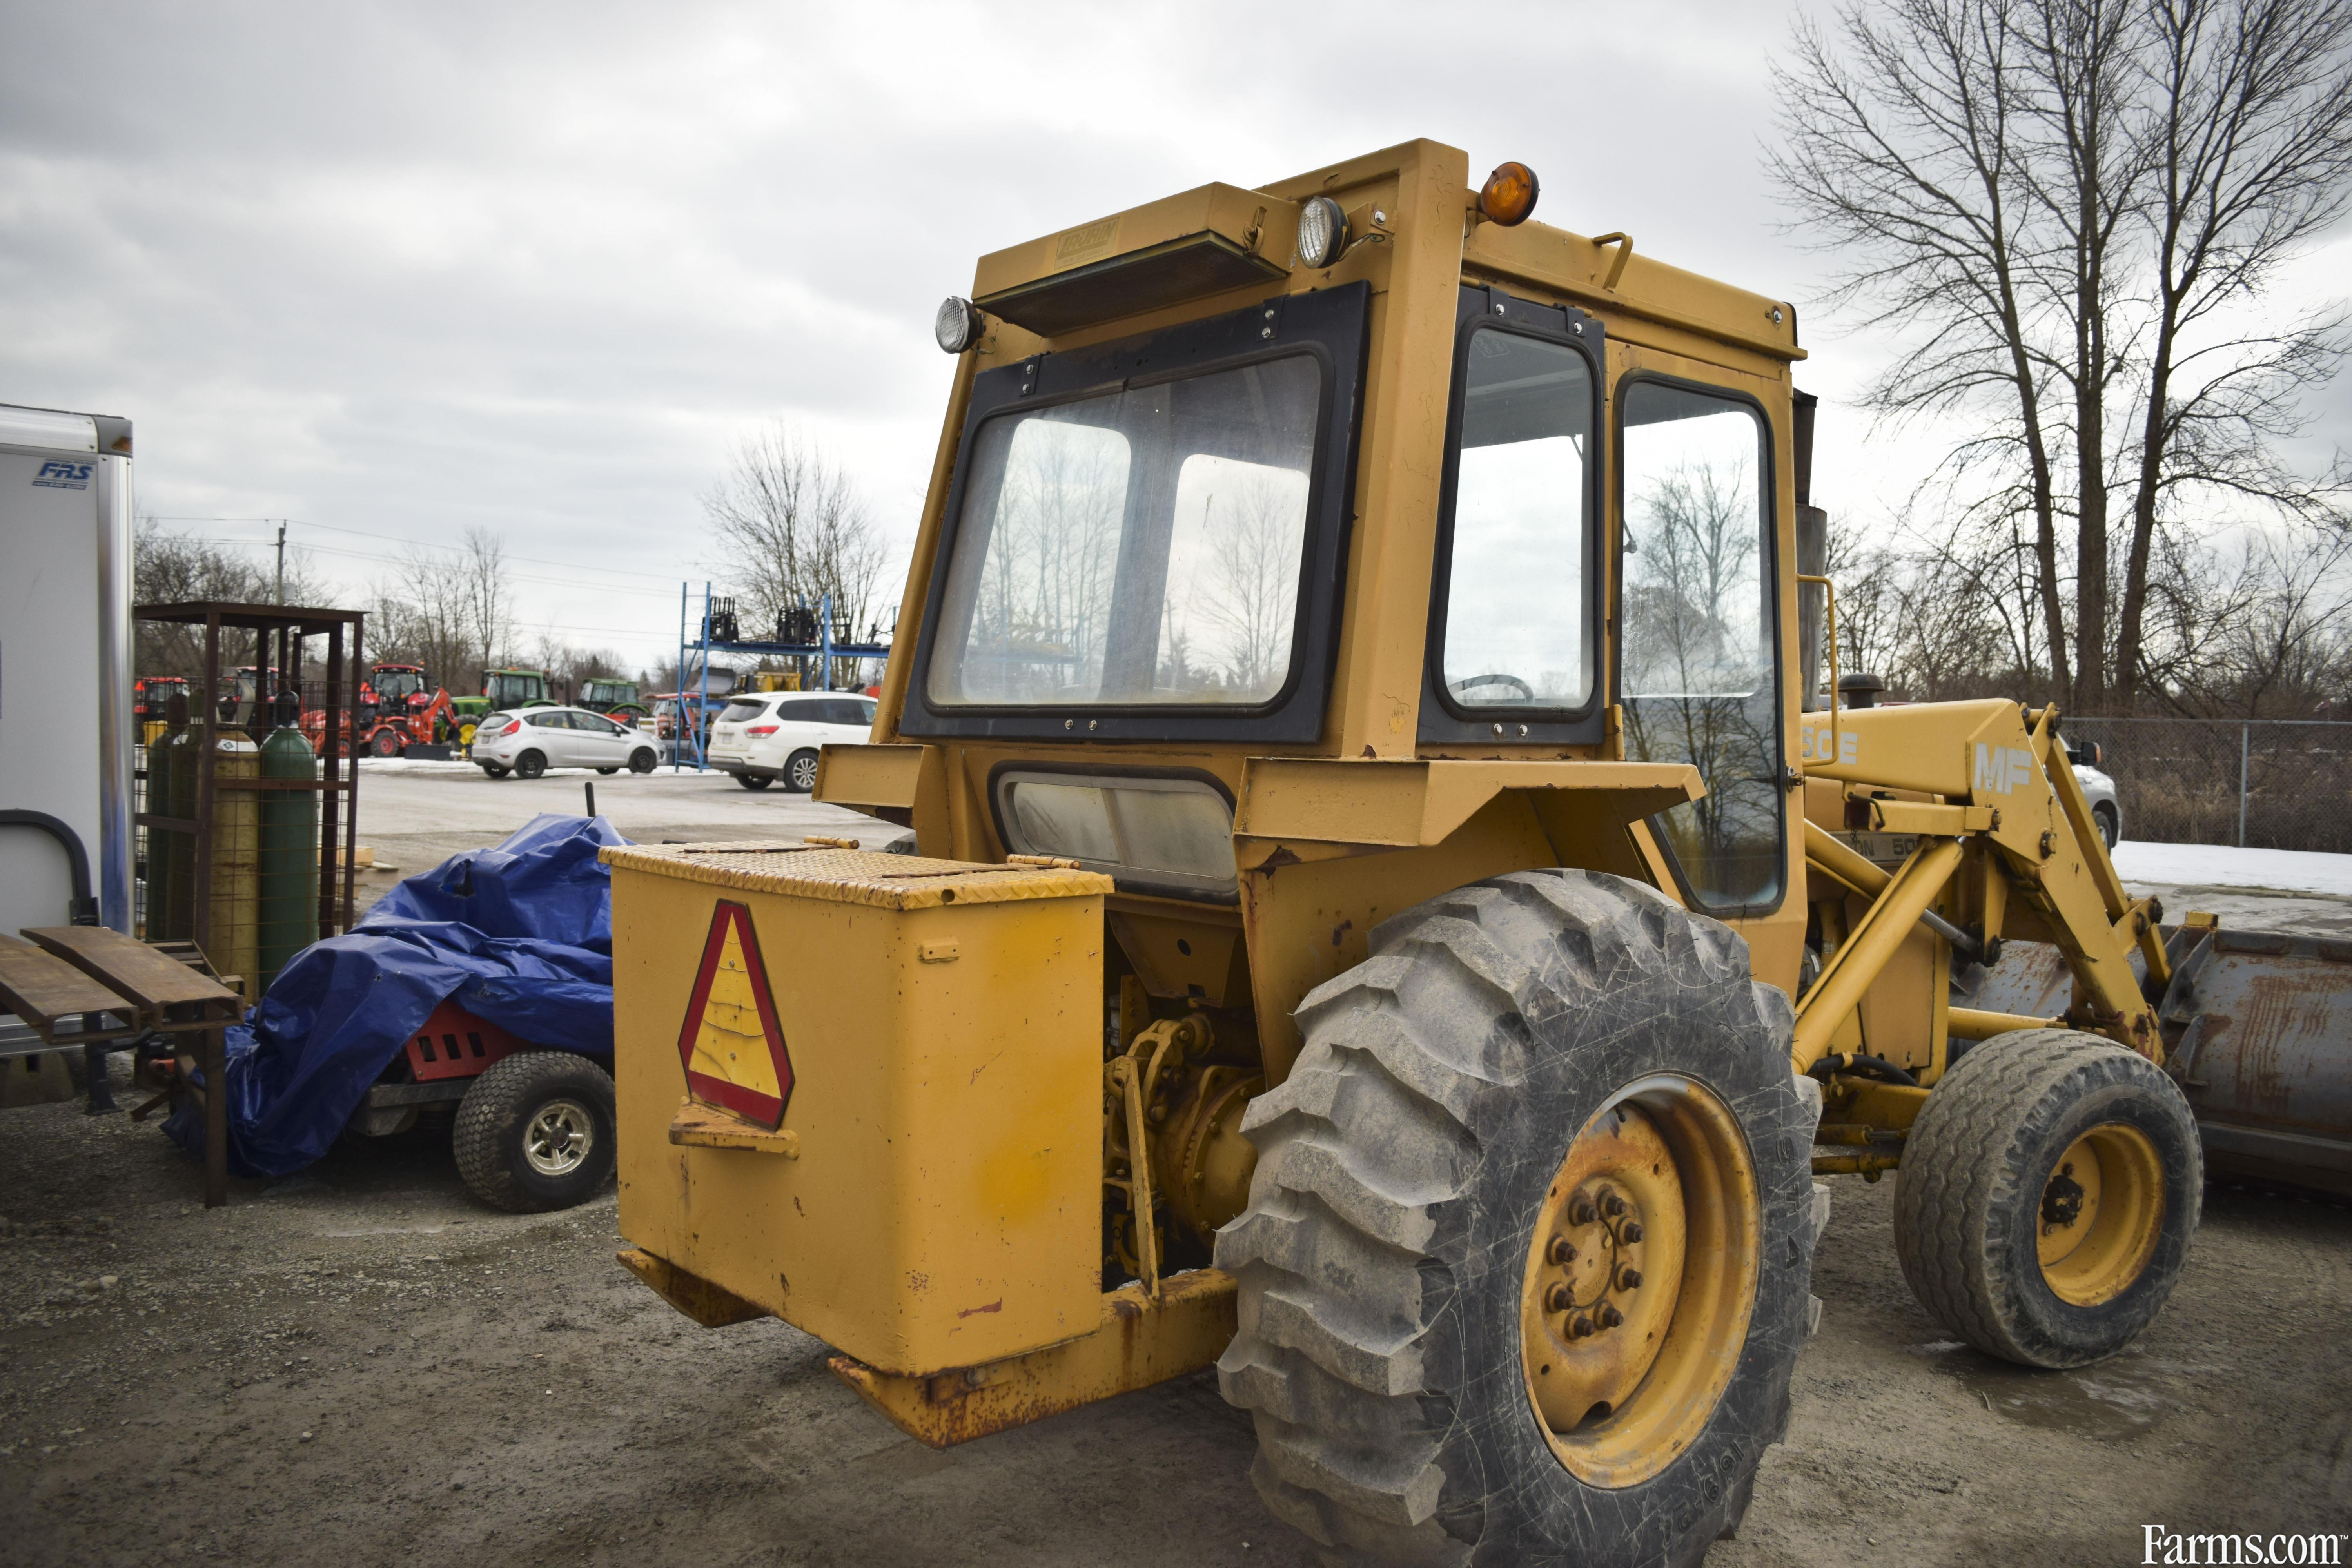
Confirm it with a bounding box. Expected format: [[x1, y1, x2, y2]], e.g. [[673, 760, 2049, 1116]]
[[1620, 1221, 1644, 1243], [1545, 1283, 1572, 1312], [1618, 1268, 1642, 1290], [1569, 1314, 1595, 1339], [1598, 1304, 1624, 1329], [1546, 1236, 1576, 1265], [1569, 1197, 1598, 1225], [1601, 1193, 1628, 1217]]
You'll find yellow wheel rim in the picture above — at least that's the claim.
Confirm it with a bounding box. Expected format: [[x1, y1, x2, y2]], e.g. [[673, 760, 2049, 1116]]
[[459, 721, 478, 747], [1520, 1076, 1760, 1489], [2036, 1122, 2164, 1306]]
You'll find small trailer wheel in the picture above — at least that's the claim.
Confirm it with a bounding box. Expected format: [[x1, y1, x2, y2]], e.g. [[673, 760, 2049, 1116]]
[[1895, 1029, 2199, 1368], [453, 1051, 617, 1213]]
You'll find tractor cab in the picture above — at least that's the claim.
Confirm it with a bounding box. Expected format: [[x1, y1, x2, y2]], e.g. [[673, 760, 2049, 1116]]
[[580, 677, 646, 720], [371, 664, 429, 708], [481, 668, 553, 710]]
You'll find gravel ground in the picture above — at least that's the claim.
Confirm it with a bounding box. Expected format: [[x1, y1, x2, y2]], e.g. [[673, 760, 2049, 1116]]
[[1, 1089, 2345, 1567], [4, 781, 2348, 1564]]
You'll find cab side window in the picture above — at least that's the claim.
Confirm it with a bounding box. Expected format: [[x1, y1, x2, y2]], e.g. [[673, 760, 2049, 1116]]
[[1617, 379, 1782, 914]]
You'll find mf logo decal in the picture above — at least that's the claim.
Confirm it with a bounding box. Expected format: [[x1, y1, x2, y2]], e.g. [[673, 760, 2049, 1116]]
[[1974, 743, 2036, 795], [675, 900, 795, 1129], [1799, 725, 1859, 766], [33, 459, 91, 490]]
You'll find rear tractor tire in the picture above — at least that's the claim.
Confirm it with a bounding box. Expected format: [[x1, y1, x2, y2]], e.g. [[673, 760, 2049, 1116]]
[[1216, 870, 1819, 1567], [453, 1051, 617, 1214], [1895, 1029, 2198, 1369]]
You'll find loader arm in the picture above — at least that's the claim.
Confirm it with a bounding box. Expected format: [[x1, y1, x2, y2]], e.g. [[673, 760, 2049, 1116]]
[[1792, 698, 2167, 1081]]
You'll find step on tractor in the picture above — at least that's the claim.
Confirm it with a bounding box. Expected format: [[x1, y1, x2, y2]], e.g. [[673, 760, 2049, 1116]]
[[599, 141, 2352, 1565]]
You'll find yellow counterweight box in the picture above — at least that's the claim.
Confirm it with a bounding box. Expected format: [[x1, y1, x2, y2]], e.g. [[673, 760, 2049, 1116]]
[[601, 842, 1112, 1375]]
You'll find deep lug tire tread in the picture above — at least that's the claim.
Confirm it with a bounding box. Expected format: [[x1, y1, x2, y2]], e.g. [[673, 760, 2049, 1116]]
[[1893, 1028, 2200, 1368], [1214, 870, 1817, 1567]]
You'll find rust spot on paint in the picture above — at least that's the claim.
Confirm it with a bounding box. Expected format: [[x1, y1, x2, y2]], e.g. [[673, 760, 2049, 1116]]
[[793, 1195, 805, 1216], [908, 1270, 931, 1292], [957, 1299, 1004, 1318], [1332, 919, 1354, 948]]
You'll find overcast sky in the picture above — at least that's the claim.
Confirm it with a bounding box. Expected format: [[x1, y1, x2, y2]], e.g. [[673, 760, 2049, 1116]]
[[4, 0, 2346, 676]]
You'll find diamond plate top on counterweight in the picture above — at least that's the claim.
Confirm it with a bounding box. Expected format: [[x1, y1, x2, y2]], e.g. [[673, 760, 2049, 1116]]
[[598, 842, 1112, 910]]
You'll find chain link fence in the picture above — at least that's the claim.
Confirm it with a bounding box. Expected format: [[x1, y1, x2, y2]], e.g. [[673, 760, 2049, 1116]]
[[2060, 717, 2352, 854]]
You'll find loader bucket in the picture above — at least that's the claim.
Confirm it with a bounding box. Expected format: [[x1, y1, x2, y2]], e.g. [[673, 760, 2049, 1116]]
[[1964, 928, 2352, 1196]]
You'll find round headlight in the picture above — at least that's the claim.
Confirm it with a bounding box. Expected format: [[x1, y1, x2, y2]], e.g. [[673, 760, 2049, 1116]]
[[935, 296, 984, 354], [1295, 196, 1348, 270]]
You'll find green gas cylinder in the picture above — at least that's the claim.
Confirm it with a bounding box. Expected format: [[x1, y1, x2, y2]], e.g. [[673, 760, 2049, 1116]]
[[143, 714, 183, 939], [152, 717, 203, 941], [257, 717, 319, 994]]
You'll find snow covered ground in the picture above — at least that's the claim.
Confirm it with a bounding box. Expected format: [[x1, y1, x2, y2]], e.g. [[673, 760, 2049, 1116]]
[[2109, 839, 2352, 939], [2110, 840, 2352, 898]]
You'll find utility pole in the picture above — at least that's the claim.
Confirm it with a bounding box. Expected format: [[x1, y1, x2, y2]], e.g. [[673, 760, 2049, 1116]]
[[274, 521, 287, 605]]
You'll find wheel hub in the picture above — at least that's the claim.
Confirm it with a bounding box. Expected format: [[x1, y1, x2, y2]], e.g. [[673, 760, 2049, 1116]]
[[2037, 1121, 2163, 1306], [1523, 1114, 1684, 1435], [524, 1099, 595, 1177], [1519, 1079, 1760, 1489]]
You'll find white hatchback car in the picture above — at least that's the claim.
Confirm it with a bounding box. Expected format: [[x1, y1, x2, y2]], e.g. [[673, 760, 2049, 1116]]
[[706, 692, 877, 792], [474, 706, 659, 780]]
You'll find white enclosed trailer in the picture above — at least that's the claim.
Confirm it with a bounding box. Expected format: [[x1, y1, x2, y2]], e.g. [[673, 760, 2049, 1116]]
[[0, 401, 134, 936]]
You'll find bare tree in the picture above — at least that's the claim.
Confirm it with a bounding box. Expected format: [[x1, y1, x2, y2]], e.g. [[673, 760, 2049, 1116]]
[[1769, 0, 2352, 713], [2112, 0, 2352, 705], [1769, 0, 2075, 697], [133, 519, 327, 684], [703, 425, 890, 683]]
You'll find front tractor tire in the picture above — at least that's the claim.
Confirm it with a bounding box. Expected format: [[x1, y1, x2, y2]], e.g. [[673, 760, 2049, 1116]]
[[1895, 1029, 2199, 1369], [1216, 871, 1818, 1567]]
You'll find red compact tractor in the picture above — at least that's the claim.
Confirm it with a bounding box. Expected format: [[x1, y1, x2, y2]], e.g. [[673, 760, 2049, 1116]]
[[303, 662, 464, 758]]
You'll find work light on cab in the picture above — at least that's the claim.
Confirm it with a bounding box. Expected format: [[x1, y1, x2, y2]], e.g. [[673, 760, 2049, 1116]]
[[1479, 160, 1539, 225], [1295, 195, 1348, 269], [935, 296, 985, 354]]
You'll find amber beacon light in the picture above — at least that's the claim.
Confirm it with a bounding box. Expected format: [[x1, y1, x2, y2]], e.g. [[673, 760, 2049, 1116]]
[[1478, 161, 1540, 226]]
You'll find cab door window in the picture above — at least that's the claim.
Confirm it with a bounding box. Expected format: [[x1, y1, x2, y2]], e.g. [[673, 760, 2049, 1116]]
[[1617, 379, 1783, 915]]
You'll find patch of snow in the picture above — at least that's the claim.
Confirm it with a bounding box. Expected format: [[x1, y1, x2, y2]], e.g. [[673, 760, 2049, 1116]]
[[2110, 839, 2352, 898]]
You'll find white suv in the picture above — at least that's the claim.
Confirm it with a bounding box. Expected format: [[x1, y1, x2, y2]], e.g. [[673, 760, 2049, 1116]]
[[706, 692, 877, 792]]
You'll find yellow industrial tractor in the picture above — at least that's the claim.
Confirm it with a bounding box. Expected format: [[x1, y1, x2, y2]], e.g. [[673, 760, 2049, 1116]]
[[602, 141, 2224, 1564]]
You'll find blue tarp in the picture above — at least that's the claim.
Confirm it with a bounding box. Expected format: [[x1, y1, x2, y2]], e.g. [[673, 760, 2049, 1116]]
[[166, 813, 626, 1178]]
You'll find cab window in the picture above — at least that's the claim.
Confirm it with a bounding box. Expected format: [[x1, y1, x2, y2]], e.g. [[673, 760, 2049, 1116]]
[[1617, 379, 1782, 914], [1434, 330, 1594, 712]]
